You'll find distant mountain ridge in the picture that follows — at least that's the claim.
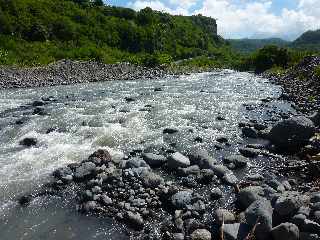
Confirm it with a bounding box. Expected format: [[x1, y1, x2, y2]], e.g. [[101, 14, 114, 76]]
[[228, 38, 289, 53]]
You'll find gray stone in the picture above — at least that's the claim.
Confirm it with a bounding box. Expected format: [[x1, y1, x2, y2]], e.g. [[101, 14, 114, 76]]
[[101, 194, 113, 205], [242, 127, 258, 138], [222, 223, 250, 240], [211, 164, 230, 178], [140, 171, 164, 188], [274, 195, 304, 219], [188, 149, 217, 169], [177, 165, 200, 177], [171, 191, 193, 209], [311, 193, 320, 203], [83, 201, 98, 212], [142, 153, 167, 168], [245, 199, 273, 240], [74, 162, 96, 180], [125, 211, 144, 230], [310, 111, 320, 127], [291, 214, 307, 228], [237, 186, 265, 209], [190, 229, 212, 240], [223, 173, 239, 185], [168, 152, 190, 169], [269, 116, 316, 150], [214, 209, 235, 225], [302, 219, 320, 234], [173, 233, 185, 240], [239, 147, 260, 158], [300, 232, 320, 240], [124, 158, 149, 169], [210, 188, 223, 200], [271, 222, 299, 240], [224, 155, 248, 169], [247, 174, 264, 181]]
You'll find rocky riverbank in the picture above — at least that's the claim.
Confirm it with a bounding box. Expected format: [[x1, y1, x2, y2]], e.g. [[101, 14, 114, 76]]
[[264, 56, 320, 114], [17, 103, 320, 240], [0, 60, 167, 89]]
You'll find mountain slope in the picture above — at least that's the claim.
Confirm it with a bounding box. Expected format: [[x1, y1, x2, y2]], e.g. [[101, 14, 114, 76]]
[[228, 38, 289, 53], [0, 0, 235, 66], [291, 29, 320, 51]]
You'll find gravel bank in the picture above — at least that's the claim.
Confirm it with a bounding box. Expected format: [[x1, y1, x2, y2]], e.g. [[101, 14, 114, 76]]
[[0, 60, 168, 89]]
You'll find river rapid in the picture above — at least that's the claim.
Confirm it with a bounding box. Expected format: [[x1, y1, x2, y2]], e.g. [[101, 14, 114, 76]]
[[0, 70, 295, 239]]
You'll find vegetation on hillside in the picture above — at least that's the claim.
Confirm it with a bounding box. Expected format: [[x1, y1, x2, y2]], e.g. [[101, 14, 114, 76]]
[[228, 38, 289, 54], [292, 29, 320, 51], [0, 0, 242, 68]]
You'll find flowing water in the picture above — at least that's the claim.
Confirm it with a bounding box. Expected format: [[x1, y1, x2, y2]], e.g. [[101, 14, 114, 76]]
[[0, 70, 295, 239]]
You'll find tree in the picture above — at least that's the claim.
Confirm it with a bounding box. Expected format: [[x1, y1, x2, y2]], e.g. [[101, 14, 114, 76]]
[[92, 0, 103, 7]]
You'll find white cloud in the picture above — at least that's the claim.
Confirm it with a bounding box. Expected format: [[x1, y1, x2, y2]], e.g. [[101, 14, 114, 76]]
[[127, 0, 320, 40]]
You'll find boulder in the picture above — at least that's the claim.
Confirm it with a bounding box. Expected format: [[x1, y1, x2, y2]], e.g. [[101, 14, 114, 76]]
[[222, 223, 250, 240], [224, 155, 248, 169], [239, 147, 260, 158], [245, 199, 273, 240], [140, 170, 164, 188], [268, 116, 316, 150], [88, 149, 112, 166], [74, 162, 96, 180], [125, 211, 144, 230], [123, 158, 149, 169], [271, 222, 299, 240], [210, 188, 223, 200], [213, 209, 235, 225], [274, 195, 304, 220], [19, 137, 37, 147], [171, 191, 193, 209], [168, 152, 190, 169], [142, 153, 167, 168], [188, 149, 217, 169], [237, 186, 265, 209], [190, 229, 212, 240], [310, 111, 320, 127], [242, 127, 258, 138]]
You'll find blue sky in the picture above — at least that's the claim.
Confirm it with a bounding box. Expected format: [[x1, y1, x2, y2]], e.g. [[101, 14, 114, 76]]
[[104, 0, 320, 40]]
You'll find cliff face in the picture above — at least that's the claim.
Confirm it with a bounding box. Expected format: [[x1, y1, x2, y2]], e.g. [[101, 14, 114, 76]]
[[191, 14, 218, 36]]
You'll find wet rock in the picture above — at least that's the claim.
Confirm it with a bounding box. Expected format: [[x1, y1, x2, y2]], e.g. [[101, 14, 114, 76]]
[[125, 211, 144, 230], [222, 223, 250, 240], [211, 164, 230, 178], [222, 173, 239, 186], [18, 195, 33, 206], [32, 100, 45, 107], [101, 194, 112, 205], [291, 214, 307, 228], [223, 155, 248, 169], [216, 137, 228, 143], [188, 149, 217, 169], [19, 137, 37, 147], [177, 165, 200, 177], [125, 97, 135, 102], [173, 233, 185, 240], [88, 149, 112, 166], [199, 169, 216, 184], [242, 127, 258, 138], [210, 188, 223, 200], [274, 195, 304, 220], [302, 219, 320, 234], [245, 199, 273, 240], [239, 147, 260, 158], [33, 107, 46, 115], [310, 111, 320, 127], [140, 171, 164, 188], [300, 232, 320, 240], [142, 153, 167, 168], [83, 201, 98, 212], [247, 174, 264, 181], [190, 229, 211, 240], [53, 167, 73, 182], [311, 193, 320, 203], [123, 158, 149, 169], [237, 186, 265, 209], [154, 87, 162, 92], [213, 209, 235, 225], [171, 191, 193, 209], [168, 152, 190, 169], [163, 128, 179, 134], [74, 162, 96, 180], [268, 116, 316, 151], [271, 222, 299, 240]]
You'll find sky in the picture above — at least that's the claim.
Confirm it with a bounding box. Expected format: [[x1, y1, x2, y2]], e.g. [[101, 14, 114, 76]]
[[105, 0, 320, 41]]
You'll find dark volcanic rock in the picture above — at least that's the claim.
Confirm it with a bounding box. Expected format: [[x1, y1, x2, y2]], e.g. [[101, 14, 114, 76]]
[[19, 137, 37, 147], [268, 116, 316, 151]]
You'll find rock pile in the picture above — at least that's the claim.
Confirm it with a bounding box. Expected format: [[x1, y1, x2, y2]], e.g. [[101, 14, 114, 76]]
[[0, 60, 167, 89]]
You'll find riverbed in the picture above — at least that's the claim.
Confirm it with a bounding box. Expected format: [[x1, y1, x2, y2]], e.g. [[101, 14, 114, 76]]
[[0, 70, 295, 239]]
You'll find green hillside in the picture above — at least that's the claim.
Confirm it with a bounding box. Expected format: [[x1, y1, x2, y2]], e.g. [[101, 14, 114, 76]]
[[228, 38, 289, 53], [291, 29, 320, 51], [0, 0, 239, 67]]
